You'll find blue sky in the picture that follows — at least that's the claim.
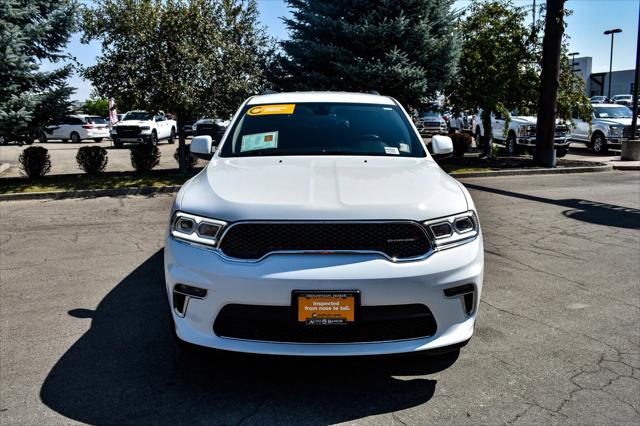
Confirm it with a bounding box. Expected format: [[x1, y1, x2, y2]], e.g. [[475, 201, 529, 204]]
[[60, 0, 639, 100]]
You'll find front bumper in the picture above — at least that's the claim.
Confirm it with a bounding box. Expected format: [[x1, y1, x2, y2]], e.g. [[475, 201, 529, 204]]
[[517, 136, 570, 147], [164, 234, 484, 356]]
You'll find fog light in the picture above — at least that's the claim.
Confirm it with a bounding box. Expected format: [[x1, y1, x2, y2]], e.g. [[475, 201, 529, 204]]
[[173, 284, 207, 317], [444, 284, 475, 316]]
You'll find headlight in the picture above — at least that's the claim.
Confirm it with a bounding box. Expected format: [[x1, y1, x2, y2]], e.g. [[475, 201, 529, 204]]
[[171, 211, 226, 247], [140, 126, 151, 132], [192, 124, 197, 131], [517, 124, 528, 137], [424, 211, 479, 250], [110, 128, 117, 134], [609, 125, 623, 135]]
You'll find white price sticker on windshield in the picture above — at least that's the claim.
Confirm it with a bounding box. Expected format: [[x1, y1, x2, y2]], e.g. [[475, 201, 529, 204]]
[[241, 131, 278, 152], [384, 147, 400, 155]]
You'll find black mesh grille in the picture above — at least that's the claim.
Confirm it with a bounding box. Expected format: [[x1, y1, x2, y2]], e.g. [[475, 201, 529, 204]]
[[218, 222, 431, 260], [116, 125, 140, 137], [213, 304, 437, 343]]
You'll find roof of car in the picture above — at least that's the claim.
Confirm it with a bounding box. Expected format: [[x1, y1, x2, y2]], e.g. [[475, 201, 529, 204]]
[[246, 91, 396, 106]]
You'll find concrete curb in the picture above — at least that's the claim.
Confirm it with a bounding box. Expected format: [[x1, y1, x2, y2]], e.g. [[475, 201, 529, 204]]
[[0, 185, 182, 202], [450, 164, 613, 178], [0, 164, 615, 202], [611, 163, 640, 171]]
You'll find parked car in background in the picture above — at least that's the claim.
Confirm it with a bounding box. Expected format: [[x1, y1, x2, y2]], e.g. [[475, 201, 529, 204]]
[[570, 103, 635, 154], [415, 110, 448, 136], [448, 111, 474, 133], [110, 111, 176, 148], [192, 118, 230, 145], [473, 110, 570, 157], [611, 94, 634, 107], [41, 115, 110, 143], [589, 95, 608, 104], [181, 119, 197, 136], [166, 91, 483, 357]]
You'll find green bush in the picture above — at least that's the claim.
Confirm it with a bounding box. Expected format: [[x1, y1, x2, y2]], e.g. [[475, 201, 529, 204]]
[[449, 132, 473, 157], [173, 145, 198, 170], [18, 146, 51, 178], [76, 146, 108, 174], [130, 144, 160, 173]]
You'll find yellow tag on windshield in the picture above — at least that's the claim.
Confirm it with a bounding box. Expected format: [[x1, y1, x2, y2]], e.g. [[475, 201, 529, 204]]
[[247, 104, 295, 116]]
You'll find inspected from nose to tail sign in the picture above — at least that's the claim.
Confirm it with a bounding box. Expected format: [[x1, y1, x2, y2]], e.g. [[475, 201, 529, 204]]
[[165, 91, 484, 357]]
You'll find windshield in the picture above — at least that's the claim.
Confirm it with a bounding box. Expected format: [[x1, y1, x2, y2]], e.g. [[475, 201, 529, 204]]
[[219, 103, 425, 158], [420, 111, 440, 118], [87, 116, 107, 124], [122, 112, 152, 121], [594, 106, 632, 118]]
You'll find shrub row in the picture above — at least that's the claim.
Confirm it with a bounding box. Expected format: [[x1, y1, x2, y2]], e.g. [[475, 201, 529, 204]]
[[18, 144, 198, 178]]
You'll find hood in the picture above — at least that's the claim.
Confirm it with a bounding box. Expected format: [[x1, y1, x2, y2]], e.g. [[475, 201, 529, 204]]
[[595, 117, 632, 126], [116, 120, 151, 126], [512, 116, 537, 124], [178, 156, 468, 222]]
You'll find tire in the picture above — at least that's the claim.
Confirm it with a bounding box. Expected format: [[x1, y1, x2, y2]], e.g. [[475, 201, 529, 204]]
[[150, 131, 158, 146], [505, 132, 518, 156], [168, 127, 175, 144], [113, 139, 123, 148], [24, 138, 34, 145], [70, 131, 81, 144], [38, 132, 47, 144], [93, 138, 103, 143], [556, 147, 568, 158], [590, 132, 608, 154]]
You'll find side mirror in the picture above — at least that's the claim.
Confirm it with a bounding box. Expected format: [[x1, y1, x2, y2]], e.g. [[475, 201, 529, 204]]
[[190, 135, 213, 160], [431, 135, 453, 159]]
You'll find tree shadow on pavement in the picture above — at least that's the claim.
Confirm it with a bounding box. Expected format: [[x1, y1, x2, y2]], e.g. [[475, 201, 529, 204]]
[[465, 183, 640, 229], [40, 249, 456, 425]]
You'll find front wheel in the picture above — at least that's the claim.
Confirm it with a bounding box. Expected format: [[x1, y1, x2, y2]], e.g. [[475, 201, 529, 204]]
[[168, 127, 175, 144], [590, 132, 608, 154], [150, 131, 158, 146], [38, 132, 47, 144], [70, 131, 81, 144], [556, 147, 568, 158], [505, 133, 518, 156]]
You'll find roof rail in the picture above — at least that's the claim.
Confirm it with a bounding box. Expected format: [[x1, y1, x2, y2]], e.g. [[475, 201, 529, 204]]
[[366, 90, 380, 95]]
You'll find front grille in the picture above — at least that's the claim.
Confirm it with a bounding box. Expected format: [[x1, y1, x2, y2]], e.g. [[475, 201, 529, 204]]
[[213, 303, 437, 343], [116, 125, 140, 137], [623, 125, 639, 139], [555, 125, 569, 137], [218, 222, 432, 261]]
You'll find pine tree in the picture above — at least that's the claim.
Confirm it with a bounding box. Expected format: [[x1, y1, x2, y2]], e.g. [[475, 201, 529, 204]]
[[276, 0, 460, 109], [0, 0, 78, 143]]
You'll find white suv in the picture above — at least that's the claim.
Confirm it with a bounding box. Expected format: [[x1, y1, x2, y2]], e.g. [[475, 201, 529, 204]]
[[41, 115, 110, 143], [165, 92, 484, 357]]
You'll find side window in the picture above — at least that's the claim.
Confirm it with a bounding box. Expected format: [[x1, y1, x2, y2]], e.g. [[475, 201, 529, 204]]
[[61, 116, 72, 125], [493, 111, 502, 120], [66, 116, 84, 125]]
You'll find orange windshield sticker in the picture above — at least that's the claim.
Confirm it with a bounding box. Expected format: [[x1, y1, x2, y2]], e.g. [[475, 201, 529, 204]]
[[247, 104, 295, 116]]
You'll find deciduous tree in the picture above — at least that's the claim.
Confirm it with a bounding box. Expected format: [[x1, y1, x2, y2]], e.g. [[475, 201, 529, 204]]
[[82, 0, 274, 173]]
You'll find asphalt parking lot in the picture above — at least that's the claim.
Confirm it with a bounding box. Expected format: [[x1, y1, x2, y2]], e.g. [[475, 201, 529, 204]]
[[1, 171, 639, 425]]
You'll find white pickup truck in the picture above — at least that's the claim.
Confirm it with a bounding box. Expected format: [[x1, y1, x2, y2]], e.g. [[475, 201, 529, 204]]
[[569, 103, 635, 154], [110, 111, 176, 148], [474, 110, 570, 157]]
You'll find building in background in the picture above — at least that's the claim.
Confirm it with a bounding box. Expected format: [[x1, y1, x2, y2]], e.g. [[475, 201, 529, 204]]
[[570, 56, 636, 97]]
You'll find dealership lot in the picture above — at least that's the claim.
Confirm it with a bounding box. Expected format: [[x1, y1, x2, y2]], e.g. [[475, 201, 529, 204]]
[[0, 172, 639, 425]]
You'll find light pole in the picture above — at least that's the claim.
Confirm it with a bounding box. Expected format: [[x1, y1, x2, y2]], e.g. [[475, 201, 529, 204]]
[[604, 28, 622, 99], [569, 51, 580, 72]]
